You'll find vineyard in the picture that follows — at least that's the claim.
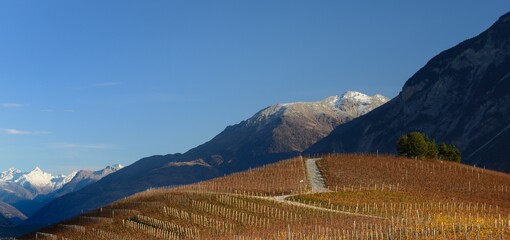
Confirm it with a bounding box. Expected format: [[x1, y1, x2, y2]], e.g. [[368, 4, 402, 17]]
[[18, 155, 510, 239]]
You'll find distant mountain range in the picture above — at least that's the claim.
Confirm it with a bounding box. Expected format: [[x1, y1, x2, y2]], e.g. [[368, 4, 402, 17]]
[[21, 91, 387, 230], [0, 167, 74, 202], [47, 164, 124, 199], [0, 165, 123, 219], [307, 12, 510, 172]]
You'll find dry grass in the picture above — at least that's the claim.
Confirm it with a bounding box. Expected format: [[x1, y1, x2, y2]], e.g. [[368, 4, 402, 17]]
[[288, 154, 510, 239], [18, 155, 510, 239], [318, 154, 510, 209], [175, 156, 308, 196]]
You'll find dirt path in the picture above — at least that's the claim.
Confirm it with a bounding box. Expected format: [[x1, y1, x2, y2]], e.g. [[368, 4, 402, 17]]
[[256, 158, 384, 219], [177, 158, 386, 219], [305, 158, 329, 193]]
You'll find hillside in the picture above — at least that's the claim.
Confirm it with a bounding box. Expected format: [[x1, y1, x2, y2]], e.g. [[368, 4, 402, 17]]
[[0, 214, 10, 228], [0, 201, 26, 227], [18, 155, 510, 239], [22, 91, 386, 230], [307, 12, 510, 173]]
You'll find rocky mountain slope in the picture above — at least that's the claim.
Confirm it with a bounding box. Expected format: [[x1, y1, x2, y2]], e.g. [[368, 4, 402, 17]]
[[185, 91, 388, 172], [307, 12, 510, 173], [22, 91, 387, 231]]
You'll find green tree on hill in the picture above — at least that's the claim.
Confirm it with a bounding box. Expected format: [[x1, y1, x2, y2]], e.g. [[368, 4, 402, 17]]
[[397, 132, 462, 162], [438, 143, 461, 162], [397, 132, 438, 159]]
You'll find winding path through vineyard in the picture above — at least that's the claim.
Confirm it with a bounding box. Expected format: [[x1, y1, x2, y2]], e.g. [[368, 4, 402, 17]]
[[259, 158, 385, 219], [305, 158, 329, 193]]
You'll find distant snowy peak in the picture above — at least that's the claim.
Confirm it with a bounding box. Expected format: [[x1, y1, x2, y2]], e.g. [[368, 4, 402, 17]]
[[15, 167, 54, 189], [111, 164, 123, 169], [330, 91, 390, 116], [0, 164, 123, 197], [101, 164, 124, 172], [53, 171, 78, 190], [46, 164, 124, 199], [0, 168, 22, 182], [94, 164, 123, 176], [5, 167, 75, 195], [341, 91, 388, 103], [324, 91, 387, 107], [251, 91, 389, 124]]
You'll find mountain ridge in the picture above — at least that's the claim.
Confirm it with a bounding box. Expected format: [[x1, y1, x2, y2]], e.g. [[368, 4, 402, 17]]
[[0, 165, 124, 202]]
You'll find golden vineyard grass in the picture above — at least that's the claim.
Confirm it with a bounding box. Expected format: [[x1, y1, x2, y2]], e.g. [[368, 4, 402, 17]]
[[288, 154, 510, 239], [19, 155, 510, 239]]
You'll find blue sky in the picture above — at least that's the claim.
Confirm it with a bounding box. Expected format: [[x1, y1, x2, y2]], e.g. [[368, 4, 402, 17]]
[[0, 1, 508, 174]]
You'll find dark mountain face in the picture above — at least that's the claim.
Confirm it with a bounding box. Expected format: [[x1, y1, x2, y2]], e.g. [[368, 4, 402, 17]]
[[0, 215, 10, 228], [0, 201, 26, 227], [307, 12, 510, 173], [21, 92, 386, 232]]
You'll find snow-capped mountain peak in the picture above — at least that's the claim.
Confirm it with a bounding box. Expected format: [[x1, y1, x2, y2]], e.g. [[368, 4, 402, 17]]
[[51, 171, 78, 190], [96, 164, 124, 175], [330, 91, 390, 116], [0, 164, 124, 201], [238, 91, 389, 153], [106, 164, 123, 171], [330, 91, 387, 107], [14, 167, 58, 194], [252, 91, 388, 124], [0, 168, 22, 182]]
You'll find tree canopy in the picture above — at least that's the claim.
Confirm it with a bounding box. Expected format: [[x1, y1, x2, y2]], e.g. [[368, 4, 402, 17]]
[[397, 132, 461, 162], [397, 132, 438, 159], [438, 143, 461, 162]]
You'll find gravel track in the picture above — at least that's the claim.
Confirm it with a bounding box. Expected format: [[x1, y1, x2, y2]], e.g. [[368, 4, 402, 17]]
[[305, 158, 329, 193]]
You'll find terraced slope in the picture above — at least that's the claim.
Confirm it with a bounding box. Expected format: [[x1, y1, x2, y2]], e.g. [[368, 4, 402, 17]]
[[19, 155, 510, 239]]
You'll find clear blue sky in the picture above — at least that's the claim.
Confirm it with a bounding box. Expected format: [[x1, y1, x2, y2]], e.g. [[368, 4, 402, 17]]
[[0, 1, 508, 174]]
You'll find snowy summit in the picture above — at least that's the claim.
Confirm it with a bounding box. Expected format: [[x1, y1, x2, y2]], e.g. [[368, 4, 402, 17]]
[[0, 164, 124, 200], [251, 91, 389, 124]]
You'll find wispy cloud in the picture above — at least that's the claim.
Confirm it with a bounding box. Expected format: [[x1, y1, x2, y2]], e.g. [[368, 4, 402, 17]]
[[48, 143, 116, 150], [2, 129, 30, 135], [1, 129, 52, 135], [1, 103, 24, 108], [95, 82, 121, 87]]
